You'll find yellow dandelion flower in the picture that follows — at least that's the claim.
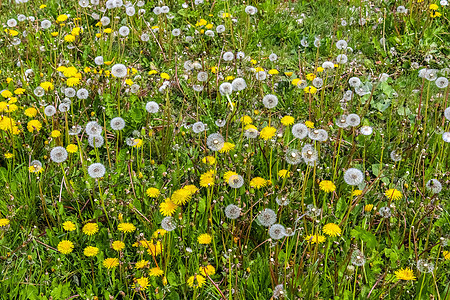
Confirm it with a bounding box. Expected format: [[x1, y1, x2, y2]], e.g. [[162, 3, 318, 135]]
[[84, 246, 99, 257], [364, 204, 374, 212], [305, 234, 326, 244], [14, 88, 25, 95], [118, 222, 136, 233], [352, 190, 363, 197], [0, 218, 10, 227], [146, 187, 160, 198], [63, 221, 76, 231], [51, 32, 59, 37], [160, 73, 170, 80], [135, 259, 149, 269], [305, 121, 314, 128], [4, 152, 14, 159], [429, 4, 438, 10], [281, 116, 295, 126], [187, 275, 206, 288], [82, 223, 99, 236], [199, 265, 216, 276], [171, 188, 192, 205], [133, 277, 150, 290], [146, 240, 163, 256], [250, 177, 268, 189], [160, 198, 178, 216], [317, 67, 324, 72], [51, 130, 61, 138], [27, 120, 42, 132], [268, 69, 279, 75], [183, 185, 199, 194], [319, 180, 336, 193], [385, 189, 402, 200], [306, 73, 316, 81], [202, 156, 216, 165], [66, 77, 80, 87], [240, 115, 252, 125], [323, 223, 342, 237], [149, 267, 164, 277], [64, 34, 75, 42], [394, 268, 416, 281], [304, 86, 317, 94], [443, 251, 450, 260], [260, 126, 277, 140], [219, 142, 235, 153], [224, 171, 238, 183], [57, 240, 74, 254], [198, 233, 212, 245], [66, 144, 78, 153], [24, 107, 38, 117], [56, 14, 69, 22], [103, 258, 119, 269], [278, 169, 290, 178], [112, 240, 125, 251], [200, 170, 215, 187], [40, 81, 54, 91]]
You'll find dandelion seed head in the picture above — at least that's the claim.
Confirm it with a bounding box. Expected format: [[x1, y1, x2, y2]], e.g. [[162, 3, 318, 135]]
[[88, 134, 104, 148], [344, 168, 364, 186], [219, 82, 233, 95], [292, 123, 308, 139], [257, 208, 277, 227], [228, 175, 244, 189], [285, 149, 302, 165], [88, 163, 106, 178], [111, 64, 127, 78], [351, 250, 366, 266], [426, 179, 442, 194], [269, 224, 286, 240], [262, 94, 278, 109], [85, 121, 102, 136], [44, 105, 57, 116], [417, 259, 434, 273], [50, 146, 68, 163], [161, 216, 177, 231], [379, 206, 392, 218], [224, 204, 241, 219]]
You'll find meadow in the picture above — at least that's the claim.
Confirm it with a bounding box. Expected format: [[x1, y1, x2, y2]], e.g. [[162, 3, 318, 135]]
[[0, 0, 449, 299]]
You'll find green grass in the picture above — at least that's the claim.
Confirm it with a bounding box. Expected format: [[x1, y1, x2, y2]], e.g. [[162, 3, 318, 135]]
[[0, 0, 449, 299]]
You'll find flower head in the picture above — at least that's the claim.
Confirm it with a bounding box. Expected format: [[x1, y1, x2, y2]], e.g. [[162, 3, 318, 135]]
[[199, 265, 216, 276], [319, 180, 336, 193], [198, 233, 212, 244], [118, 222, 136, 233], [84, 246, 99, 257], [103, 258, 119, 269], [58, 240, 74, 254], [146, 187, 160, 198], [187, 275, 206, 288], [385, 189, 402, 201], [278, 169, 290, 178], [281, 116, 294, 126], [63, 221, 76, 231], [112, 240, 125, 251], [135, 259, 149, 269], [250, 177, 268, 189], [260, 126, 277, 140], [149, 267, 164, 277], [304, 234, 326, 244], [395, 267, 416, 281], [82, 223, 99, 235], [0, 218, 10, 227], [323, 223, 342, 237]]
